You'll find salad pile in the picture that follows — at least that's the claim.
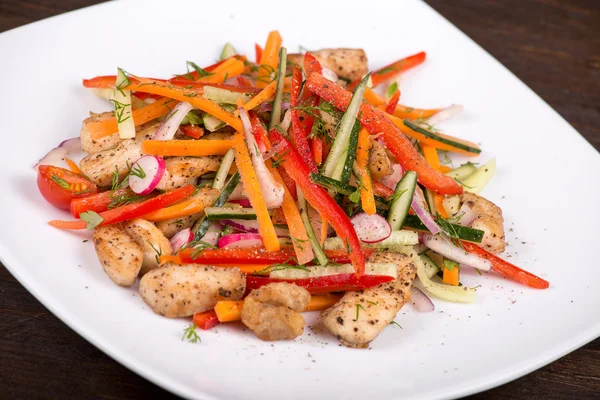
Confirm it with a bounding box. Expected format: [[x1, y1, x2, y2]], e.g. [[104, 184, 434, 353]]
[[35, 31, 548, 347]]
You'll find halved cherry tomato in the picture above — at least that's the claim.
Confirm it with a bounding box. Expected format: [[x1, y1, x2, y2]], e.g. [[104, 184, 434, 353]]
[[37, 165, 97, 210], [179, 125, 205, 139]]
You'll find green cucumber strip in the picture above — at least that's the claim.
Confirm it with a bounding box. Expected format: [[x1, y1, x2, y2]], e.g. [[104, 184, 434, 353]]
[[403, 214, 484, 243], [220, 43, 236, 60], [420, 253, 440, 279], [387, 171, 417, 230], [297, 187, 328, 266], [385, 82, 398, 100], [180, 110, 203, 126], [322, 73, 370, 179], [415, 255, 476, 303], [309, 173, 389, 206], [445, 162, 477, 181], [443, 258, 459, 272], [205, 207, 257, 221], [404, 120, 481, 154], [192, 172, 240, 240], [441, 195, 460, 216], [203, 113, 225, 132], [425, 188, 436, 214], [203, 86, 251, 104], [462, 158, 496, 194], [212, 149, 235, 190], [114, 68, 135, 139], [269, 47, 288, 129], [270, 263, 397, 280], [323, 230, 418, 251]]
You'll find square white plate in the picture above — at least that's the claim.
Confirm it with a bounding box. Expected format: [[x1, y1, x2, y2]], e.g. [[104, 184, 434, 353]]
[[0, 0, 598, 399]]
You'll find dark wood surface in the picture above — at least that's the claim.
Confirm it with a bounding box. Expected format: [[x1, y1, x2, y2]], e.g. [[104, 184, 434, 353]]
[[1, 0, 598, 398]]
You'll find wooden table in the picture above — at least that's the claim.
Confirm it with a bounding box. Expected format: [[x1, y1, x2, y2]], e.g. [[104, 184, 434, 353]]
[[1, 0, 598, 398]]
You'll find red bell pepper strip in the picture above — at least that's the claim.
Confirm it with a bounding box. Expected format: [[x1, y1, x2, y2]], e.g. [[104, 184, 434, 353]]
[[311, 137, 323, 165], [461, 242, 550, 289], [277, 167, 298, 200], [171, 247, 374, 265], [305, 72, 462, 195], [385, 90, 401, 114], [348, 51, 427, 90], [304, 52, 323, 76], [249, 111, 272, 151], [373, 181, 394, 197], [49, 185, 195, 230], [180, 125, 204, 139], [237, 75, 253, 87], [69, 187, 142, 218], [255, 44, 263, 64], [289, 67, 318, 173], [268, 128, 366, 277], [193, 310, 221, 330], [245, 274, 394, 295]]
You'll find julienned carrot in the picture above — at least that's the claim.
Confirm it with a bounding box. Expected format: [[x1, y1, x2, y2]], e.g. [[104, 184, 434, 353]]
[[443, 262, 459, 286], [88, 97, 177, 139], [236, 80, 277, 114], [349, 51, 427, 90], [434, 194, 448, 219], [311, 138, 323, 165], [64, 157, 81, 174], [255, 43, 263, 63], [422, 144, 442, 171], [385, 90, 401, 115], [268, 164, 314, 265], [373, 181, 394, 197], [232, 133, 280, 252], [356, 128, 376, 215], [364, 88, 441, 121], [191, 58, 245, 85], [260, 30, 283, 69], [141, 192, 214, 222], [141, 139, 234, 157], [439, 165, 452, 173], [125, 79, 243, 132], [214, 294, 342, 322]]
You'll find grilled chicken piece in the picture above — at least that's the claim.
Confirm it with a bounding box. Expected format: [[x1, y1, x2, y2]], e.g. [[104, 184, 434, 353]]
[[321, 252, 417, 348], [93, 225, 143, 286], [155, 187, 220, 238], [80, 112, 120, 154], [460, 192, 506, 254], [155, 157, 220, 191], [369, 140, 394, 181], [123, 218, 172, 275], [139, 263, 245, 317], [288, 48, 368, 82], [241, 283, 311, 341]]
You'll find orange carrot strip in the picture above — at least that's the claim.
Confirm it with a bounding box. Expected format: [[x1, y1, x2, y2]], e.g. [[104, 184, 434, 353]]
[[193, 58, 245, 85], [260, 30, 283, 69], [255, 43, 263, 63], [439, 165, 452, 173], [434, 194, 448, 219], [364, 88, 441, 122], [311, 138, 323, 165], [141, 195, 213, 222], [88, 97, 177, 139], [236, 80, 277, 115], [141, 139, 234, 157], [269, 164, 314, 264], [443, 262, 459, 286], [214, 295, 342, 322], [232, 133, 280, 252], [356, 128, 376, 215], [125, 79, 243, 132], [319, 215, 328, 246], [422, 145, 442, 171], [64, 157, 82, 174]]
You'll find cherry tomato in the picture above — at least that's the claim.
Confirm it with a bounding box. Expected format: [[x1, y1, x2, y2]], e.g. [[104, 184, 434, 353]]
[[37, 165, 97, 210], [180, 124, 204, 139]]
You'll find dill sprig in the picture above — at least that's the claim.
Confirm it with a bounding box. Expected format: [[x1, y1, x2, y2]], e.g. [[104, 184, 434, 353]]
[[182, 323, 201, 344]]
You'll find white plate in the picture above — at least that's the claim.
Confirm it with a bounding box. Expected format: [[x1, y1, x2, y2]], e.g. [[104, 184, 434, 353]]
[[1, 0, 599, 399]]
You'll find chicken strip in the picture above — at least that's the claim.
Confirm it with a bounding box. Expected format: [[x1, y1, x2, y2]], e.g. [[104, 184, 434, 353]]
[[156, 188, 220, 238], [139, 263, 245, 317], [241, 283, 310, 341], [123, 218, 172, 275], [93, 225, 143, 286], [155, 156, 220, 191], [320, 252, 417, 348], [460, 192, 505, 254], [288, 48, 368, 82], [369, 140, 394, 181]]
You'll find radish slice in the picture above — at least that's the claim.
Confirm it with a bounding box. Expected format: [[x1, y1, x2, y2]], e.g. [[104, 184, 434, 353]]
[[229, 199, 252, 208], [128, 155, 166, 195], [258, 101, 290, 113], [220, 219, 290, 236], [170, 228, 194, 253], [420, 233, 492, 271], [411, 187, 441, 235], [218, 233, 263, 248], [34, 137, 82, 170], [238, 106, 284, 209], [410, 287, 435, 312], [380, 164, 403, 190], [427, 104, 464, 126], [152, 102, 194, 140], [351, 212, 392, 243]]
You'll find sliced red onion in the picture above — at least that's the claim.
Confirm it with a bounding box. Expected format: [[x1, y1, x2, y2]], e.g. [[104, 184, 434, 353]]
[[238, 106, 284, 209], [280, 109, 292, 133], [410, 287, 435, 312], [258, 101, 290, 113], [322, 67, 339, 82], [351, 212, 392, 243], [420, 233, 492, 271], [456, 202, 477, 226], [228, 183, 248, 200], [229, 199, 252, 208], [262, 141, 287, 161], [170, 228, 194, 253], [411, 187, 441, 235], [427, 104, 464, 126], [152, 102, 193, 140], [380, 164, 404, 190], [34, 137, 82, 170], [220, 219, 289, 236], [218, 233, 263, 248], [129, 155, 166, 195]]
